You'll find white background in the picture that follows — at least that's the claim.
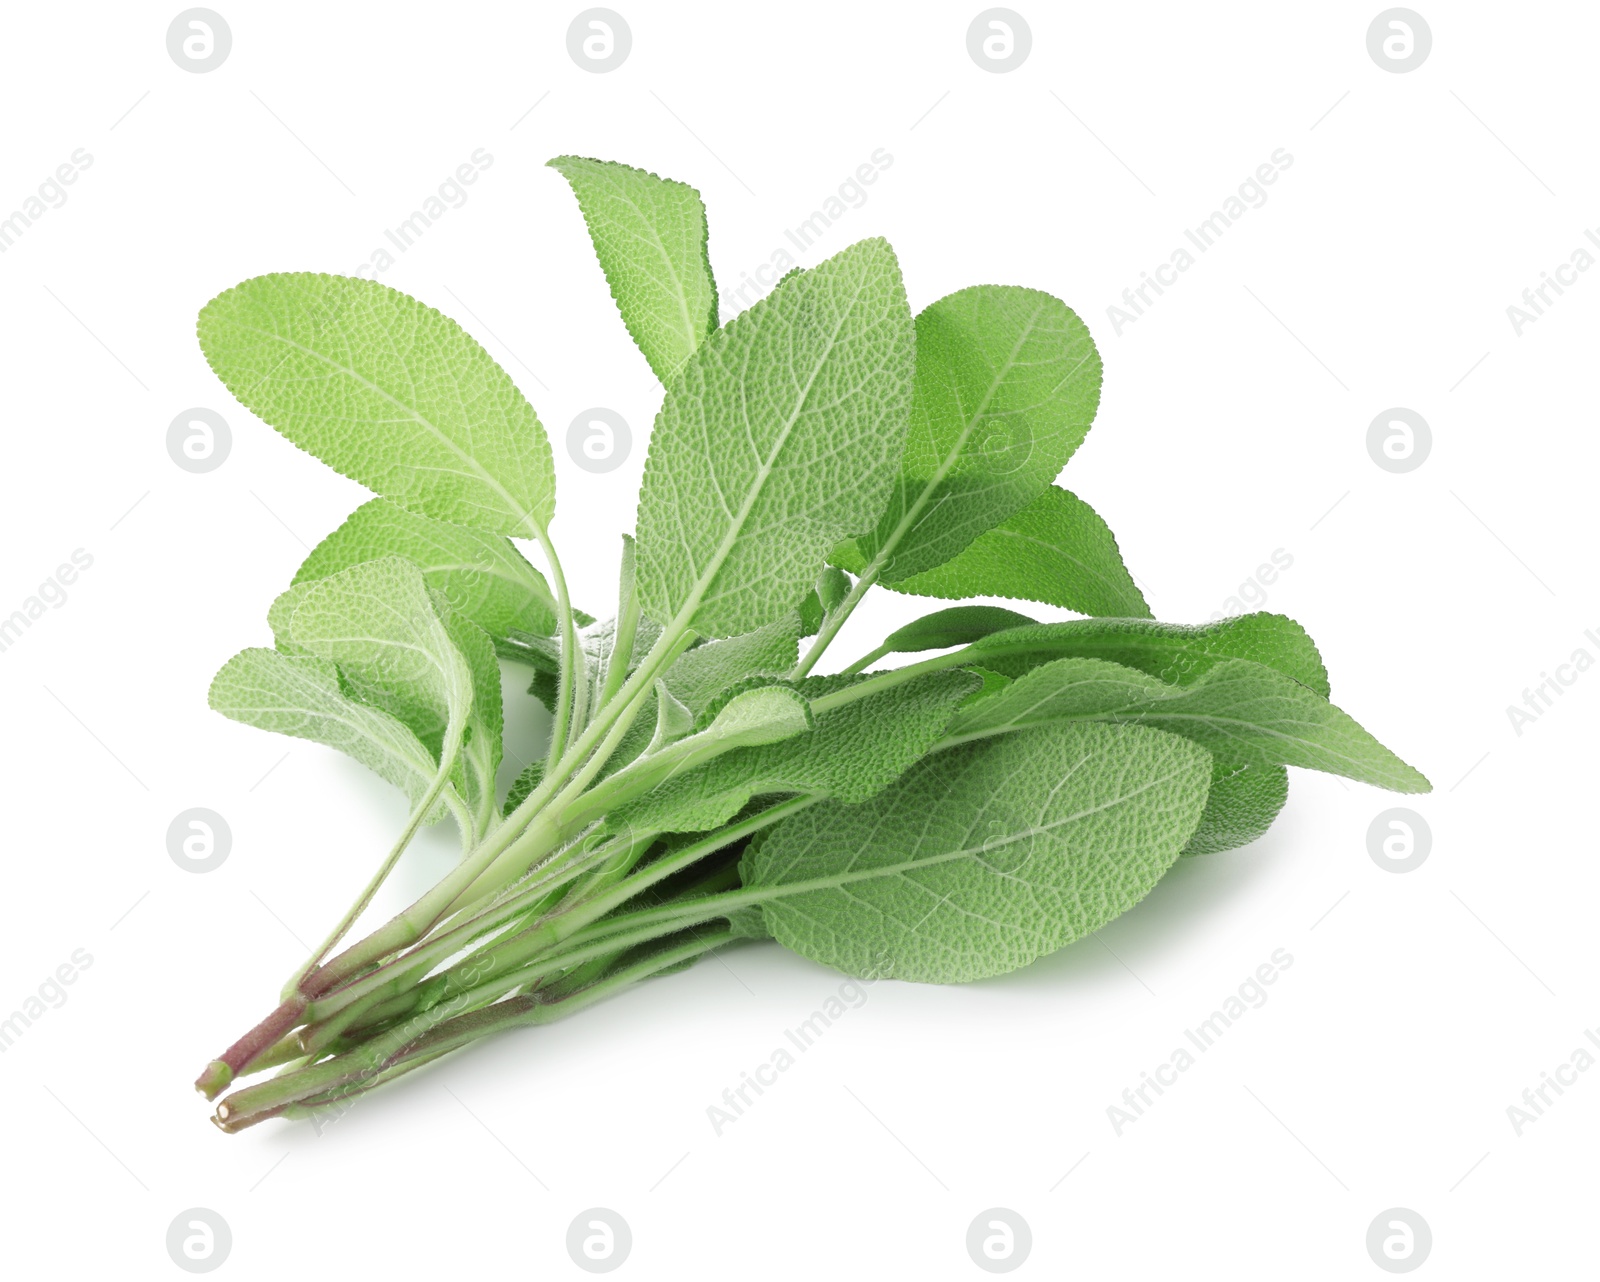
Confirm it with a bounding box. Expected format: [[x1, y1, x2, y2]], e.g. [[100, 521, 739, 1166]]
[[1, 1, 1594, 1276]]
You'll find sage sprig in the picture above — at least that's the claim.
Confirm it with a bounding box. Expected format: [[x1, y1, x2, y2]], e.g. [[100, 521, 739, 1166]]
[[191, 156, 1428, 1131]]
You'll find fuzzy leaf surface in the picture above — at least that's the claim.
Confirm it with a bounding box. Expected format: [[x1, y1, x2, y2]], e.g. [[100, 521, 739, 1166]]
[[547, 155, 717, 384], [209, 648, 450, 820], [879, 605, 1038, 655], [602, 613, 803, 778], [198, 273, 554, 535], [850, 286, 1102, 584], [282, 557, 474, 762], [612, 670, 979, 835], [503, 760, 544, 818], [438, 603, 503, 832], [876, 486, 1149, 618], [668, 615, 803, 713], [633, 238, 915, 638], [743, 722, 1211, 982], [293, 498, 557, 640], [945, 656, 1428, 792], [953, 614, 1331, 696], [584, 685, 818, 825], [1181, 759, 1289, 857]]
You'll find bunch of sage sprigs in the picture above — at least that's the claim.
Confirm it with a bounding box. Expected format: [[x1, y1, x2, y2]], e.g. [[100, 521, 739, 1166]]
[[192, 156, 1428, 1131]]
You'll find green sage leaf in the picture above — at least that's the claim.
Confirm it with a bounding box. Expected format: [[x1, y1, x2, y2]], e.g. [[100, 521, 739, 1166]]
[[876, 486, 1150, 618], [293, 499, 558, 640], [1181, 760, 1289, 857], [209, 649, 453, 822], [633, 238, 915, 638], [282, 557, 474, 764], [954, 613, 1331, 697], [945, 656, 1429, 793], [198, 273, 555, 536], [878, 605, 1037, 655], [611, 670, 979, 836], [850, 286, 1103, 585], [743, 722, 1211, 982], [547, 155, 718, 384]]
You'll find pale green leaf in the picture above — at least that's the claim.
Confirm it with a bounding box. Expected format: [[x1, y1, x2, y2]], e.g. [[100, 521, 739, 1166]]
[[879, 486, 1150, 618], [645, 680, 696, 755], [633, 238, 915, 638], [952, 613, 1331, 697], [699, 684, 814, 749], [198, 273, 555, 536], [879, 605, 1037, 655], [602, 612, 803, 779], [503, 760, 544, 818], [293, 499, 557, 639], [725, 903, 771, 939], [799, 567, 853, 637], [611, 670, 978, 836], [209, 648, 451, 821], [818, 566, 852, 613], [584, 685, 818, 828], [944, 656, 1430, 793], [509, 606, 650, 711], [1182, 759, 1289, 857], [267, 582, 312, 654], [743, 722, 1211, 982], [437, 600, 503, 833], [962, 666, 1014, 703], [667, 614, 802, 714], [547, 155, 717, 384], [283, 557, 474, 762], [850, 286, 1103, 585]]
